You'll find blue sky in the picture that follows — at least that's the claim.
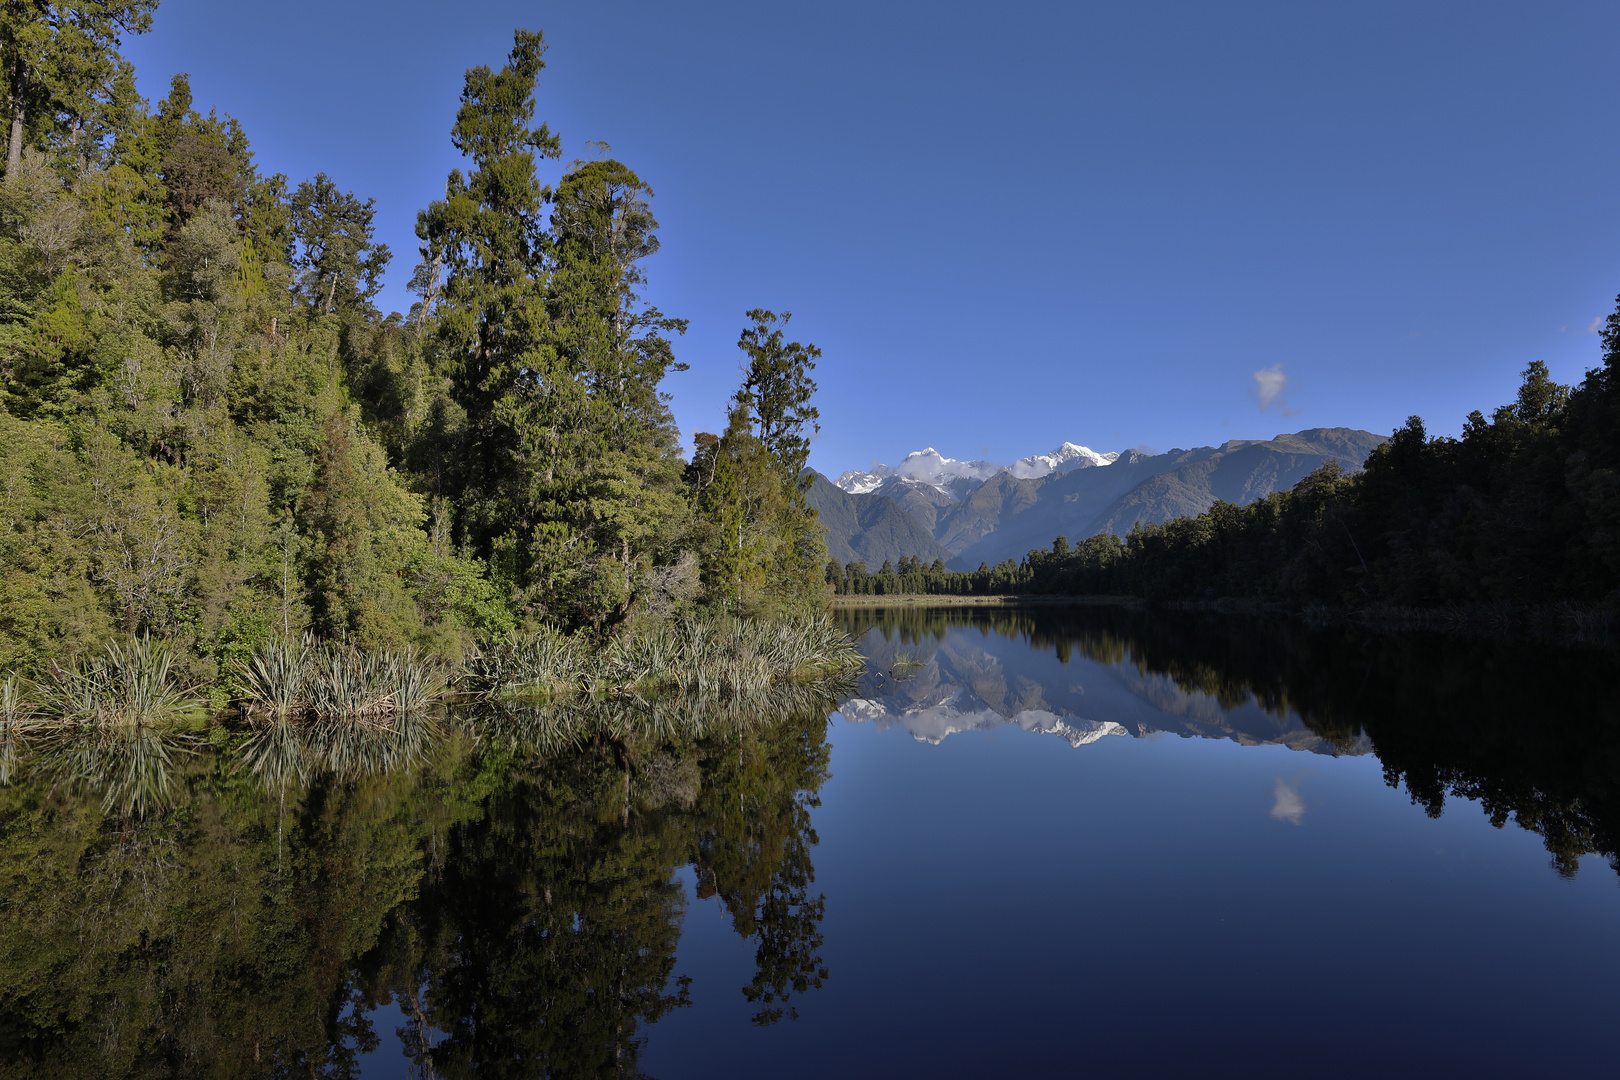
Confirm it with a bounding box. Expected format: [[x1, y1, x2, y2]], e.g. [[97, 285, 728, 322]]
[[124, 0, 1620, 476]]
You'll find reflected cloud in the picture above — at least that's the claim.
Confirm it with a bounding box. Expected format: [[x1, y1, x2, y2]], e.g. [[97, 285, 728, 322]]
[[1270, 774, 1307, 825]]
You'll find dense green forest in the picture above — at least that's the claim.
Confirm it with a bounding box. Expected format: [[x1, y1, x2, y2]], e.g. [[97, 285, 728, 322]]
[[835, 345, 1620, 617], [0, 12, 830, 690]]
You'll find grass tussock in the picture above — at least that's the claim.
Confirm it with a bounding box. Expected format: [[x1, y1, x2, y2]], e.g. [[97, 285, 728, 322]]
[[34, 636, 205, 728], [236, 637, 450, 722], [465, 616, 863, 702]]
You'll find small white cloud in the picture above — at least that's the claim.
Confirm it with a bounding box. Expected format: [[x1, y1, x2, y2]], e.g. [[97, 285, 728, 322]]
[[1251, 364, 1299, 416], [1589, 316, 1605, 334], [1270, 775, 1306, 825]]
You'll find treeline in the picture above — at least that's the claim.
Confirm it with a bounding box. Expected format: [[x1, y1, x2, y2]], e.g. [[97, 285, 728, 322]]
[[839, 342, 1620, 611], [0, 12, 828, 687], [826, 554, 1029, 596]]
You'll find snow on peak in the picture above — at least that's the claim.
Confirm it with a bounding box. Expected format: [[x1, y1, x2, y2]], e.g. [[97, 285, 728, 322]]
[[1009, 442, 1120, 479], [834, 441, 1116, 494]]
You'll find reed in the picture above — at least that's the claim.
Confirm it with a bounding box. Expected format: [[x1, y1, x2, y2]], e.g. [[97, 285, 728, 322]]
[[0, 676, 39, 784], [236, 638, 451, 721], [0, 676, 36, 729], [37, 636, 204, 727], [307, 645, 390, 719], [237, 634, 312, 719], [462, 627, 583, 701]]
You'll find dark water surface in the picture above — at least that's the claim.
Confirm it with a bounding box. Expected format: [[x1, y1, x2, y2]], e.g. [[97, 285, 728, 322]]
[[3, 606, 1619, 1077]]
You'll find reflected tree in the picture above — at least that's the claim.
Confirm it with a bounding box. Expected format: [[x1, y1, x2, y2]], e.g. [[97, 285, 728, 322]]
[[0, 692, 839, 1077], [839, 604, 1620, 879]]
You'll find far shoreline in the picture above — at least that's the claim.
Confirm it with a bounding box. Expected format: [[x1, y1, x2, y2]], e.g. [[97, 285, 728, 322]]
[[829, 594, 1144, 608]]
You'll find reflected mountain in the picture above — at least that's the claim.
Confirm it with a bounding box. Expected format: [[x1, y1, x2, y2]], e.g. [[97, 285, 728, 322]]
[[838, 603, 1620, 877], [838, 605, 1368, 755]]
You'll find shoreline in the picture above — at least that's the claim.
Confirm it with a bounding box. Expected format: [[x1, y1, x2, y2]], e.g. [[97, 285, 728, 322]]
[[829, 594, 1143, 608], [828, 593, 1617, 646]]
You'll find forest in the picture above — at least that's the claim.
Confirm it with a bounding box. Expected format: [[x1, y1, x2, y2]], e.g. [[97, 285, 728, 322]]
[[0, 9, 833, 697], [834, 347, 1620, 621]]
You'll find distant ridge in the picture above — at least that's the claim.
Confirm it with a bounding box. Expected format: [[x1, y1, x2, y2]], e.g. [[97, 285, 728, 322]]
[[806, 474, 955, 568], [813, 428, 1386, 570]]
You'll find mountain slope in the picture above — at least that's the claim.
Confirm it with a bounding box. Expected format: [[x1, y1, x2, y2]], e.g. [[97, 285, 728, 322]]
[[947, 427, 1386, 568], [806, 473, 955, 568], [868, 477, 959, 535], [1083, 431, 1385, 537]]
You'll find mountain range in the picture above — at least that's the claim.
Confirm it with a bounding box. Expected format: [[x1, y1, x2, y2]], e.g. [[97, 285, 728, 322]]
[[835, 442, 1119, 495], [808, 427, 1387, 569]]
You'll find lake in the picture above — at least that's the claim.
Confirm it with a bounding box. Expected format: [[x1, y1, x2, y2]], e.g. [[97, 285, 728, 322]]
[[2, 605, 1618, 1077]]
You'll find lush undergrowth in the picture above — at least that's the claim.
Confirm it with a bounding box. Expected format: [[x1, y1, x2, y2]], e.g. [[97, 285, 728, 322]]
[[0, 616, 863, 741]]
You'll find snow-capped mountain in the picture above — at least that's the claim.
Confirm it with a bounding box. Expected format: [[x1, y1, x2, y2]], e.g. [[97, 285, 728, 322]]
[[834, 442, 1118, 496], [837, 694, 1129, 748], [1009, 442, 1119, 478]]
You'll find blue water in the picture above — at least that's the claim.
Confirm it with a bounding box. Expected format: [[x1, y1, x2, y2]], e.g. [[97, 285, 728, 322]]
[[12, 607, 1618, 1078], [639, 716, 1618, 1077], [356, 607, 1620, 1077]]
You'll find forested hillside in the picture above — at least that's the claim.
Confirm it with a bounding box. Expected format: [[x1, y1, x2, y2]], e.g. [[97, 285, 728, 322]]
[[0, 14, 828, 687], [835, 354, 1620, 614], [804, 473, 953, 568]]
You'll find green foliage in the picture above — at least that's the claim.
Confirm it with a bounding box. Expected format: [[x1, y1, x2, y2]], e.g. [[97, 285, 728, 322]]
[[0, 23, 848, 701], [0, 694, 839, 1071], [687, 313, 830, 617], [0, 0, 158, 176]]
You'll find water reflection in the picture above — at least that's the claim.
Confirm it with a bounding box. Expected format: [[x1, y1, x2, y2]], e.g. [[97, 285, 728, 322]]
[[0, 692, 839, 1077], [840, 604, 1620, 877], [839, 605, 1369, 754], [2, 608, 1618, 1075]]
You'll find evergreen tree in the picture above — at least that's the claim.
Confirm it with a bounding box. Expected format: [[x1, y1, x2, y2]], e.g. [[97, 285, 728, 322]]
[[688, 311, 829, 615], [288, 172, 389, 315], [414, 28, 560, 577], [1, 0, 156, 175]]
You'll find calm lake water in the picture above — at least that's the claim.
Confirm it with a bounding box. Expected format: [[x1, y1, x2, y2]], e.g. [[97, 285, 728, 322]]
[[3, 605, 1619, 1077]]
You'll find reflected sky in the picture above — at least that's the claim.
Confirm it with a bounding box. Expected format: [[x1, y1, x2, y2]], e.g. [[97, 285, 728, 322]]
[[640, 607, 1620, 1078]]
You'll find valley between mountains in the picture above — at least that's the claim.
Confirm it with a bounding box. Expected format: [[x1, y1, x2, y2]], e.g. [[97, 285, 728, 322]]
[[809, 428, 1387, 570]]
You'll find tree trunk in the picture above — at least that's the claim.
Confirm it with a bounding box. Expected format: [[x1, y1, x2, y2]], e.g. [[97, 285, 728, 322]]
[[6, 98, 21, 175], [6, 43, 23, 176]]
